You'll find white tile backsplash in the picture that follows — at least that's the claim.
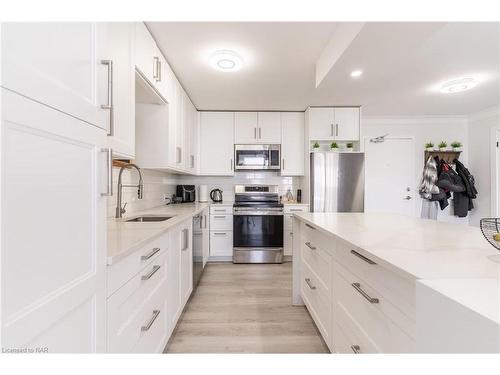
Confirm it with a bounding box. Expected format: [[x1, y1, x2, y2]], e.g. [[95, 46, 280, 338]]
[[106, 167, 178, 218]]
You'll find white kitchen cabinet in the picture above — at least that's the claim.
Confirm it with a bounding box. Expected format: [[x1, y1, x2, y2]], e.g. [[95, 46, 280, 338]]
[[101, 22, 136, 158], [180, 220, 193, 305], [209, 204, 234, 259], [200, 112, 235, 176], [1, 89, 107, 352], [166, 226, 182, 337], [281, 112, 304, 176], [187, 102, 199, 174], [1, 22, 109, 131], [307, 107, 360, 142], [234, 112, 259, 143], [258, 112, 282, 143], [201, 209, 210, 267], [283, 204, 309, 256]]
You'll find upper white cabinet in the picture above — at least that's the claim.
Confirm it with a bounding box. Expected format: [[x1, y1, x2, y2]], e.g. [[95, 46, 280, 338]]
[[101, 22, 136, 158], [1, 22, 109, 131], [281, 112, 305, 176], [200, 112, 235, 176], [258, 112, 282, 143], [307, 107, 360, 141], [234, 112, 282, 144]]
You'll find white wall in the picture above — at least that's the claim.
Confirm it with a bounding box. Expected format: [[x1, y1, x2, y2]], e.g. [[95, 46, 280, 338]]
[[362, 116, 469, 224], [467, 107, 500, 226]]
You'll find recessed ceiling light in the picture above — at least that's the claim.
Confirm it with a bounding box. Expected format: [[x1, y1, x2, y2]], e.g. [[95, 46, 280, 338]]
[[350, 70, 363, 78], [440, 77, 477, 94], [209, 50, 243, 72]]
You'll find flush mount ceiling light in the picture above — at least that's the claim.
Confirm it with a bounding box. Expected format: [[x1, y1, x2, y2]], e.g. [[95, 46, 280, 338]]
[[209, 50, 244, 72], [350, 70, 363, 78], [440, 77, 478, 94]]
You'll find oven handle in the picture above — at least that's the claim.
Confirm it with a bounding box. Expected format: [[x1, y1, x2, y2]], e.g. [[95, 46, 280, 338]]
[[234, 210, 284, 216]]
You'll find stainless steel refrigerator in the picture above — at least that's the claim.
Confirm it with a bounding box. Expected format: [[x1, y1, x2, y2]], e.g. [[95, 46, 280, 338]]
[[310, 152, 365, 212]]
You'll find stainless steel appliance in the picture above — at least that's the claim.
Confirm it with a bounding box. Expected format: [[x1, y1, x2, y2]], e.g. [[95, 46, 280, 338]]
[[310, 152, 365, 212], [192, 214, 204, 289], [176, 185, 196, 203], [210, 188, 223, 203], [233, 185, 284, 263], [234, 144, 281, 171]]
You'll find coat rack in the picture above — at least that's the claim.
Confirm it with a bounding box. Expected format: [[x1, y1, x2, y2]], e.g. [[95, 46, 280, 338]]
[[424, 150, 461, 164]]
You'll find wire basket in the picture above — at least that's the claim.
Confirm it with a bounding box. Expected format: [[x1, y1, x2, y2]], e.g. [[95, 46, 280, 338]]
[[480, 218, 500, 251]]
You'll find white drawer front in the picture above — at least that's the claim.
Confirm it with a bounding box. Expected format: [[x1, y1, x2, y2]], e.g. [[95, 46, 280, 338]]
[[210, 214, 233, 231], [210, 231, 233, 257], [301, 228, 333, 289], [284, 214, 293, 230], [284, 229, 293, 256], [333, 237, 416, 321], [301, 221, 334, 257], [332, 260, 415, 353], [107, 252, 168, 353], [107, 232, 169, 296], [210, 205, 233, 215], [284, 205, 309, 214], [301, 260, 332, 351]]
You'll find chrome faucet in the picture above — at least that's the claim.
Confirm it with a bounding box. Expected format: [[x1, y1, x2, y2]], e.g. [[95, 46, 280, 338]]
[[115, 163, 144, 218]]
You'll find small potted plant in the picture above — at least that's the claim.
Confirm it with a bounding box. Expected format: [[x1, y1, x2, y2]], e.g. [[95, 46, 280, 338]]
[[330, 142, 339, 151], [346, 142, 354, 152], [451, 141, 462, 152], [425, 142, 434, 151], [438, 141, 447, 151], [312, 141, 320, 152]]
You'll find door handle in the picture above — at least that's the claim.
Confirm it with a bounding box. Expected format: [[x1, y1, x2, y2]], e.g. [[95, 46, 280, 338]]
[[141, 265, 161, 281], [282, 158, 285, 170], [254, 127, 257, 139], [259, 128, 262, 139], [101, 148, 113, 196], [335, 123, 339, 136], [403, 196, 412, 200], [351, 345, 361, 354], [352, 282, 379, 304], [330, 124, 333, 136], [305, 278, 316, 290], [141, 310, 160, 331], [153, 56, 159, 80], [305, 242, 316, 250], [100, 60, 114, 136], [350, 249, 376, 265], [141, 247, 161, 261]]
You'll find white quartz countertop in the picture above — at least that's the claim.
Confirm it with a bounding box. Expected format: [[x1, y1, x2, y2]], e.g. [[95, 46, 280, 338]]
[[107, 203, 208, 265]]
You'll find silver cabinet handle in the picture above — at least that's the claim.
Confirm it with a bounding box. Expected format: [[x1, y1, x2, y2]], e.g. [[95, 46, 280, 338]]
[[259, 128, 262, 139], [403, 195, 412, 200], [182, 228, 189, 251], [190, 155, 195, 169], [335, 123, 339, 136], [352, 282, 379, 304], [350, 249, 376, 265], [141, 265, 160, 280], [305, 223, 316, 230], [282, 158, 285, 170], [213, 215, 226, 219], [254, 127, 257, 139], [351, 345, 361, 354], [141, 247, 160, 261], [176, 147, 182, 164], [157, 59, 162, 82], [290, 209, 303, 212], [141, 310, 160, 331], [230, 158, 233, 171], [153, 57, 159, 80], [305, 278, 316, 290], [101, 148, 113, 196], [330, 123, 333, 136], [204, 215, 208, 229], [213, 209, 226, 212], [213, 232, 227, 236], [100, 60, 114, 136], [305, 242, 316, 250]]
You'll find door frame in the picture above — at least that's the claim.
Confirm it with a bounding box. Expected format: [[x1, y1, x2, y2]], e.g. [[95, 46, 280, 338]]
[[363, 136, 417, 217], [491, 127, 500, 217]]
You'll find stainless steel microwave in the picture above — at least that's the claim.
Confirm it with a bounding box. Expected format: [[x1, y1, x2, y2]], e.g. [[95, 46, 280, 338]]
[[234, 145, 281, 171]]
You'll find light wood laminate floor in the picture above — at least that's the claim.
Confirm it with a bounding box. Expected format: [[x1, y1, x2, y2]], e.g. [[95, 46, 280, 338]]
[[165, 262, 329, 353]]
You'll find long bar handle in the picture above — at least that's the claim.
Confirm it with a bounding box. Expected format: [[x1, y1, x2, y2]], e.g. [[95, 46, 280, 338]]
[[305, 278, 316, 290], [282, 158, 285, 170], [141, 247, 160, 261], [335, 123, 339, 136], [153, 56, 159, 80], [141, 265, 160, 281], [305, 242, 316, 250], [305, 223, 316, 230], [141, 310, 160, 331], [259, 128, 262, 139], [351, 345, 361, 354], [350, 249, 377, 265], [100, 60, 114, 136], [352, 282, 379, 304], [101, 148, 113, 196]]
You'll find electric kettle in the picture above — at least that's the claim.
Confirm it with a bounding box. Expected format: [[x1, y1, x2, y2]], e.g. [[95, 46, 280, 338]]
[[210, 188, 223, 203]]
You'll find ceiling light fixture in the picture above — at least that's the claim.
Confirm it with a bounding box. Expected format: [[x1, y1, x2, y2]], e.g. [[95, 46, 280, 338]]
[[350, 70, 363, 78], [209, 50, 243, 72], [440, 77, 477, 94]]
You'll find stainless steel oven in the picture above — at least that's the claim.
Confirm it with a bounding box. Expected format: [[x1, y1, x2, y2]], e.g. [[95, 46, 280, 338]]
[[233, 185, 284, 263], [234, 144, 281, 171]]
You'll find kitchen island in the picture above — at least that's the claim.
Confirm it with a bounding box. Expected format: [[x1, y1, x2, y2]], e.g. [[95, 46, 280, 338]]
[[292, 212, 500, 353]]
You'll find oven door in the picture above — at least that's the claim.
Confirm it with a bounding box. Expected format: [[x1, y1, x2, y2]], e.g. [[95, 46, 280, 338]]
[[234, 145, 281, 170], [233, 210, 284, 248]]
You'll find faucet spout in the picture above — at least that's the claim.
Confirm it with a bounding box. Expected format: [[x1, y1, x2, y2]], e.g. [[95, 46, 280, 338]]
[[115, 163, 144, 219]]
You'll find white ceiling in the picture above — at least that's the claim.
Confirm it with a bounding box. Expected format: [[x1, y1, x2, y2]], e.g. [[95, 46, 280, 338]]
[[147, 22, 500, 116]]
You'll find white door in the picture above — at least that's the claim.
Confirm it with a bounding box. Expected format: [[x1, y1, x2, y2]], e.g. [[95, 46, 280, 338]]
[[1, 89, 107, 352], [258, 112, 281, 143], [134, 22, 158, 88], [102, 22, 135, 158], [167, 226, 182, 336], [1, 22, 109, 131], [364, 137, 416, 216], [234, 112, 258, 144], [180, 222, 193, 304], [281, 112, 305, 176], [308, 107, 334, 141], [201, 209, 210, 267], [334, 107, 360, 141], [200, 112, 235, 176]]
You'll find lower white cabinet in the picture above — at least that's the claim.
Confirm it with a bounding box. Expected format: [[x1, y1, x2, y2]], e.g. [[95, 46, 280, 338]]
[[201, 209, 210, 267], [284, 204, 309, 257], [179, 220, 193, 305], [209, 204, 234, 258]]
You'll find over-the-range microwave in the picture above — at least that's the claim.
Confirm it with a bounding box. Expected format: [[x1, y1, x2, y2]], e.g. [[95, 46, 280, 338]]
[[234, 144, 281, 171]]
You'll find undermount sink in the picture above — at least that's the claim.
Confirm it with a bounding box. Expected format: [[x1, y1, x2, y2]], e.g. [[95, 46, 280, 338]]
[[125, 216, 173, 222]]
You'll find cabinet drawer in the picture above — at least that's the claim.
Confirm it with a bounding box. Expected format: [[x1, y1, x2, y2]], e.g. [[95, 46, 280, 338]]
[[332, 260, 415, 353], [210, 205, 233, 215], [333, 237, 416, 321], [107, 232, 169, 296], [210, 231, 233, 257], [301, 232, 333, 289], [301, 221, 334, 257], [284, 205, 309, 214], [107, 252, 168, 353], [332, 321, 366, 354], [301, 260, 332, 351], [210, 214, 233, 231]]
